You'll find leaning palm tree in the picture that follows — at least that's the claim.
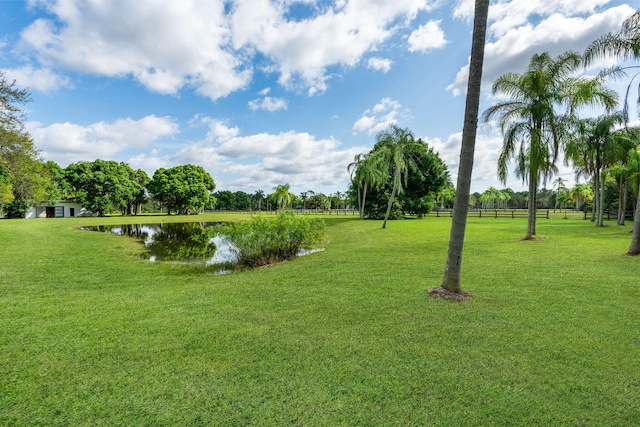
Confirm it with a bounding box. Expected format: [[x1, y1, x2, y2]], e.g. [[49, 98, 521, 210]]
[[372, 125, 423, 229], [484, 51, 617, 239], [435, 0, 489, 297]]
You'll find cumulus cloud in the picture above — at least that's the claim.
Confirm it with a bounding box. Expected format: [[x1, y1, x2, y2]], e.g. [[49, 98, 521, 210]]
[[367, 57, 393, 73], [0, 65, 71, 92], [152, 117, 367, 192], [407, 20, 447, 53], [231, 0, 435, 94], [424, 128, 505, 192], [17, 0, 435, 98], [27, 115, 179, 165], [447, 3, 635, 95], [352, 97, 403, 135], [19, 0, 251, 99], [248, 96, 288, 112]]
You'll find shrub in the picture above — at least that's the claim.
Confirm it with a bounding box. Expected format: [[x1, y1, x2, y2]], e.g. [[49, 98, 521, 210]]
[[220, 212, 326, 267]]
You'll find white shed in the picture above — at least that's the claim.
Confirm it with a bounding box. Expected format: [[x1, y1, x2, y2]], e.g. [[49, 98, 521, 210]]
[[25, 201, 91, 219]]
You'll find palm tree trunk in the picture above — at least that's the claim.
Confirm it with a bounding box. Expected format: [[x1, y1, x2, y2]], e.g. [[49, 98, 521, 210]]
[[526, 170, 537, 240], [438, 0, 489, 295], [382, 180, 398, 229], [596, 171, 605, 226], [628, 180, 640, 255], [618, 180, 626, 225], [360, 182, 368, 220]]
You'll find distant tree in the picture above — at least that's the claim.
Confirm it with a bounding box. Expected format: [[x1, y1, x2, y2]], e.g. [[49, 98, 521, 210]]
[[569, 183, 594, 210], [148, 164, 216, 215], [348, 152, 386, 220], [64, 160, 139, 216], [363, 136, 450, 220], [272, 183, 292, 211], [214, 190, 236, 210], [370, 126, 425, 228], [234, 191, 252, 210], [307, 193, 331, 210], [252, 189, 265, 211]]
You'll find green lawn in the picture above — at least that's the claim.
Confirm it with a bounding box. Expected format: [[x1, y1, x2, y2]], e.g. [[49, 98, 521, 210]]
[[1, 214, 638, 426]]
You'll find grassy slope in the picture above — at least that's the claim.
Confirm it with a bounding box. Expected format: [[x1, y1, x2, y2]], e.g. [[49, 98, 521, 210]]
[[0, 215, 638, 426]]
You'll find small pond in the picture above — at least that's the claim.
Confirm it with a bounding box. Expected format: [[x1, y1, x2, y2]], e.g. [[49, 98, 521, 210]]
[[77, 222, 323, 269]]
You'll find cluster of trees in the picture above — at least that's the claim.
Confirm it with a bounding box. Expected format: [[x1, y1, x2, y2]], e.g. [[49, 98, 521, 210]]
[[212, 187, 349, 212], [48, 161, 216, 217], [348, 125, 451, 226]]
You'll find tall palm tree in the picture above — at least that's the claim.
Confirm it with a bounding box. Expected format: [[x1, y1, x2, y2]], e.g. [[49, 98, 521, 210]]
[[484, 51, 617, 239], [373, 125, 422, 229], [436, 0, 489, 297]]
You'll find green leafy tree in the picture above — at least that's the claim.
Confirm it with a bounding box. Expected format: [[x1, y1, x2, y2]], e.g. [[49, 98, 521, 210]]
[[0, 128, 50, 217], [148, 164, 216, 215], [363, 138, 450, 220], [484, 51, 616, 239], [0, 73, 53, 218], [1, 72, 30, 132], [64, 160, 141, 216]]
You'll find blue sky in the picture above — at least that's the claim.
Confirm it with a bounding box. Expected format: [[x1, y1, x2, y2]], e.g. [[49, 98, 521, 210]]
[[0, 0, 636, 195]]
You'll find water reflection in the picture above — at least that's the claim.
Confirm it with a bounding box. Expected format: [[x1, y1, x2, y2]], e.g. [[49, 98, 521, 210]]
[[78, 222, 324, 268], [78, 222, 222, 264]]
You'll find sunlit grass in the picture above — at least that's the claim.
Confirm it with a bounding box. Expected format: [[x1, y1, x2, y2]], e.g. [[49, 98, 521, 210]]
[[0, 214, 638, 426]]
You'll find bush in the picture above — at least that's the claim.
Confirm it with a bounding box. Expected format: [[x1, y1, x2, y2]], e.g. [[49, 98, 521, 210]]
[[220, 212, 326, 267]]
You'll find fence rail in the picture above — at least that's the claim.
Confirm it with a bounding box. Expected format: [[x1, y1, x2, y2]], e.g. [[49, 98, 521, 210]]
[[427, 209, 635, 221]]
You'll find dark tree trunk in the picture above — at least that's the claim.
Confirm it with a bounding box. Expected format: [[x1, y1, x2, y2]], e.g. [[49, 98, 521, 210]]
[[438, 0, 489, 295], [628, 180, 640, 255]]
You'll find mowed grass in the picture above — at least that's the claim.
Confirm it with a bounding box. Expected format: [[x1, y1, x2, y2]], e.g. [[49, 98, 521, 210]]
[[1, 214, 638, 426]]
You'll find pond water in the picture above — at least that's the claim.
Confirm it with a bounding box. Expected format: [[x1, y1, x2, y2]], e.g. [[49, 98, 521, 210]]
[[77, 222, 323, 269]]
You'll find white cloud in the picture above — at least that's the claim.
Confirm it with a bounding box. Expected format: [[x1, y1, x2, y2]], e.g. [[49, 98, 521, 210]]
[[353, 97, 403, 135], [248, 96, 288, 112], [17, 0, 436, 98], [447, 4, 635, 96], [152, 119, 368, 193], [20, 0, 251, 100], [0, 65, 71, 92], [231, 0, 435, 94], [407, 20, 447, 53], [27, 115, 179, 165], [425, 128, 506, 192], [367, 57, 393, 73]]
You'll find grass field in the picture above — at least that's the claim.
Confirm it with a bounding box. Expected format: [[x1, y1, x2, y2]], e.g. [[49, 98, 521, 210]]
[[1, 214, 638, 426]]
